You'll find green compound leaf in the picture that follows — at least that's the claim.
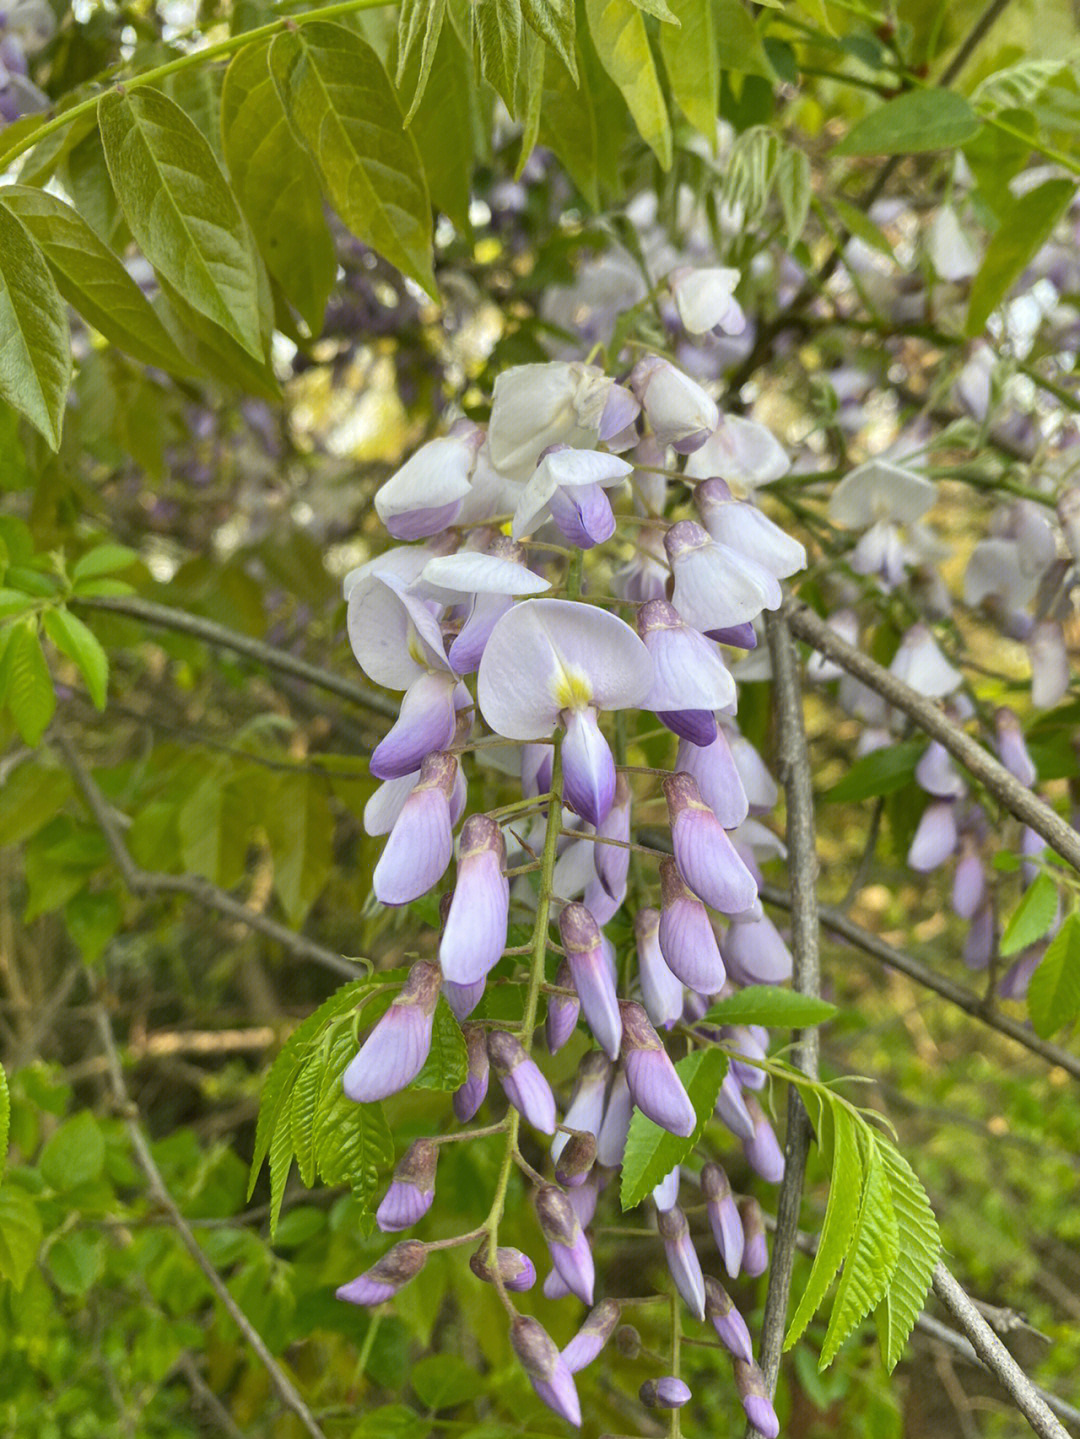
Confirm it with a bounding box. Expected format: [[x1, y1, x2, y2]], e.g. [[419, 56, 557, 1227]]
[[0, 204, 71, 450], [42, 608, 108, 711], [539, 50, 601, 209], [222, 42, 337, 335], [585, 0, 672, 170], [703, 986, 838, 1029], [620, 1047, 726, 1210], [966, 178, 1075, 337], [98, 87, 265, 361], [1027, 911, 1080, 1039], [264, 771, 334, 927], [875, 1142, 941, 1371], [1000, 872, 1060, 958], [270, 22, 436, 298], [0, 185, 193, 377], [822, 740, 925, 803], [832, 88, 982, 157], [820, 1127, 899, 1366], [314, 1028, 395, 1200]]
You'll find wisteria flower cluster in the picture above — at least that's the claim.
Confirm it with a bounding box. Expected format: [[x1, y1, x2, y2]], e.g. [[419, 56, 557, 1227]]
[[336, 294, 809, 1432], [0, 0, 52, 124]]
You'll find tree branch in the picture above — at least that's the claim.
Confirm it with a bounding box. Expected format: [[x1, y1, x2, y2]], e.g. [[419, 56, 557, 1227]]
[[747, 613, 821, 1436], [70, 593, 396, 719], [759, 882, 1080, 1081], [94, 1004, 329, 1439], [783, 599, 1080, 875], [55, 728, 362, 980]]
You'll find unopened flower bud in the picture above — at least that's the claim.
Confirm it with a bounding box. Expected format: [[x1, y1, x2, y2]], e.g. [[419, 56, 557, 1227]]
[[994, 707, 1037, 787], [657, 1204, 706, 1320], [715, 1068, 756, 1141], [907, 798, 957, 872], [675, 729, 749, 830], [664, 773, 758, 917], [595, 773, 632, 901], [723, 912, 793, 986], [546, 960, 581, 1054], [443, 976, 485, 1020], [735, 1359, 779, 1438], [376, 1139, 438, 1233], [704, 1275, 753, 1361], [555, 1130, 597, 1188], [640, 1376, 692, 1410], [553, 1052, 610, 1164], [742, 1094, 785, 1184], [652, 1165, 680, 1211], [469, 1243, 537, 1292], [453, 1023, 490, 1123], [658, 857, 726, 991], [739, 1196, 769, 1277], [535, 1184, 595, 1304], [630, 354, 718, 453], [635, 907, 684, 1031], [560, 902, 622, 1060], [562, 1299, 621, 1373], [336, 1239, 426, 1306], [596, 1067, 633, 1166], [701, 1162, 743, 1278], [615, 1324, 642, 1358], [488, 1031, 557, 1134], [620, 1001, 696, 1138], [439, 814, 509, 985], [374, 751, 458, 905], [510, 1314, 582, 1428], [343, 961, 440, 1103]]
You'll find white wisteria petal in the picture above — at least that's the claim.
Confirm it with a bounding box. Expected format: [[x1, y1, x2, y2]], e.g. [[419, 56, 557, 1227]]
[[828, 461, 937, 528], [477, 599, 654, 740], [670, 267, 744, 336], [343, 540, 450, 600], [419, 551, 550, 599], [638, 601, 736, 713], [347, 573, 450, 690], [666, 522, 782, 631], [695, 481, 806, 578], [889, 624, 962, 697], [512, 448, 632, 540], [683, 416, 790, 489], [963, 538, 1039, 610], [456, 441, 526, 525], [631, 356, 718, 451], [488, 362, 612, 482], [373, 433, 480, 539], [929, 205, 979, 282]]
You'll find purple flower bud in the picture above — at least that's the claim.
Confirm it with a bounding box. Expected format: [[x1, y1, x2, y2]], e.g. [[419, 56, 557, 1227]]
[[664, 773, 758, 917], [536, 1184, 595, 1304], [343, 961, 441, 1103], [559, 903, 622, 1059], [635, 907, 684, 1031], [963, 901, 995, 971], [722, 912, 793, 986], [657, 1204, 706, 1319], [1000, 946, 1044, 1000], [675, 731, 749, 829], [630, 355, 718, 452], [637, 599, 736, 728], [715, 1069, 756, 1141], [621, 1002, 697, 1138], [915, 740, 966, 798], [373, 431, 480, 540], [742, 1094, 786, 1184], [695, 477, 806, 579], [555, 1130, 598, 1188], [370, 669, 459, 781], [488, 1030, 557, 1134], [567, 1175, 599, 1228], [658, 857, 727, 990], [562, 706, 617, 829], [544, 1266, 573, 1299], [595, 774, 632, 899], [599, 382, 641, 442], [704, 1275, 753, 1360], [552, 1051, 610, 1163], [952, 840, 985, 921], [562, 1299, 621, 1373], [735, 1359, 779, 1438], [443, 976, 485, 1019], [547, 960, 581, 1053], [453, 1023, 489, 1122], [665, 519, 782, 632], [640, 1376, 692, 1410], [439, 814, 509, 984], [511, 1315, 582, 1428], [907, 799, 957, 872], [652, 1165, 681, 1211], [739, 1197, 769, 1277], [616, 1325, 642, 1358], [596, 1068, 633, 1166], [337, 1239, 427, 1306], [548, 481, 617, 548], [376, 1139, 438, 1232], [469, 1243, 536, 1292], [726, 1025, 768, 1090], [994, 707, 1037, 786], [374, 751, 457, 905]]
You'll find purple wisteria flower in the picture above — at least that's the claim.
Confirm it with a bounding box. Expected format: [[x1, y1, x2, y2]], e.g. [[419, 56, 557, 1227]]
[[675, 729, 750, 829], [640, 1376, 692, 1410], [546, 959, 581, 1053], [439, 813, 509, 984], [552, 1053, 611, 1164], [510, 1314, 582, 1428], [469, 1244, 537, 1292], [376, 1139, 438, 1232], [739, 1197, 769, 1277], [652, 1165, 681, 1211], [555, 1130, 597, 1188], [630, 355, 718, 452], [418, 539, 551, 674], [723, 912, 793, 986], [559, 902, 622, 1059], [665, 519, 782, 632], [343, 961, 440, 1103], [635, 907, 684, 1031], [735, 1359, 780, 1438], [488, 1030, 557, 1133], [373, 751, 458, 905], [453, 1023, 489, 1122], [596, 1068, 633, 1166], [657, 1204, 706, 1319], [664, 773, 759, 917], [704, 1276, 753, 1361], [337, 1239, 427, 1306], [562, 1299, 621, 1372], [477, 599, 653, 827], [373, 424, 484, 539], [620, 1001, 696, 1138], [594, 773, 632, 900], [488, 361, 615, 482], [511, 446, 631, 543], [636, 598, 736, 744], [742, 1094, 785, 1183], [701, 1162, 744, 1278], [657, 857, 726, 991], [715, 1068, 756, 1141], [535, 1184, 595, 1304], [695, 478, 807, 579]]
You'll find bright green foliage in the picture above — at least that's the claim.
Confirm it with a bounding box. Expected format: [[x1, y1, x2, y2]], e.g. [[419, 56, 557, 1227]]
[[831, 89, 982, 156], [1000, 872, 1060, 957], [0, 205, 72, 450], [1027, 911, 1080, 1039], [703, 986, 839, 1028], [966, 177, 1076, 335], [585, 0, 672, 169], [620, 1048, 727, 1208]]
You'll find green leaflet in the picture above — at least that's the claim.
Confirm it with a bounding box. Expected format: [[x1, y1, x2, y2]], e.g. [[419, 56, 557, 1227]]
[[521, 0, 577, 80], [98, 87, 266, 362], [713, 0, 774, 80], [264, 770, 334, 927], [0, 1064, 8, 1188], [402, 18, 480, 232], [659, 0, 718, 138], [0, 186, 193, 377], [822, 739, 925, 803], [0, 204, 72, 450], [412, 999, 468, 1091], [1027, 911, 1080, 1039], [2, 618, 56, 746], [0, 1184, 43, 1290], [620, 1048, 726, 1210], [832, 89, 982, 156], [41, 608, 108, 711], [585, 0, 672, 170], [270, 22, 436, 298], [539, 50, 601, 208], [966, 178, 1075, 337], [474, 0, 524, 114], [1000, 872, 1060, 957], [222, 42, 338, 336], [515, 28, 545, 176], [703, 986, 837, 1029], [875, 1143, 941, 1372], [398, 0, 447, 118], [820, 1126, 899, 1366]]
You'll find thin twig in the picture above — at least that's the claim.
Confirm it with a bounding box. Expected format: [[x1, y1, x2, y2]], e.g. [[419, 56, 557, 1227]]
[[174, 1353, 248, 1439], [55, 728, 361, 980], [70, 593, 396, 718], [759, 882, 1080, 1081], [932, 1263, 1072, 1439], [784, 600, 1080, 875], [747, 613, 821, 1437], [94, 1005, 329, 1439]]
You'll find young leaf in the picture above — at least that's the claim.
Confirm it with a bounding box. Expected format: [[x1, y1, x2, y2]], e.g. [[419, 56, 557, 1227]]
[[3, 619, 56, 746], [777, 145, 812, 246], [412, 999, 468, 1091], [314, 1029, 395, 1198], [966, 179, 1074, 336], [539, 50, 601, 208], [290, 1031, 330, 1188], [42, 608, 108, 710], [713, 0, 774, 79], [402, 17, 480, 231], [0, 1184, 43, 1289], [521, 0, 577, 80], [268, 1084, 296, 1235], [831, 89, 982, 156], [264, 771, 334, 927], [222, 42, 338, 336], [1000, 872, 1059, 958], [515, 28, 545, 176], [620, 1048, 726, 1210], [71, 543, 137, 582], [270, 23, 436, 299], [585, 0, 672, 170], [875, 1142, 940, 1372], [1026, 911, 1080, 1039], [631, 0, 679, 21], [659, 0, 718, 138], [822, 740, 925, 803], [704, 986, 837, 1028], [398, 0, 448, 117], [0, 186, 193, 377], [0, 204, 72, 450], [820, 1128, 899, 1366], [98, 87, 266, 361], [785, 1099, 864, 1348], [474, 0, 524, 114]]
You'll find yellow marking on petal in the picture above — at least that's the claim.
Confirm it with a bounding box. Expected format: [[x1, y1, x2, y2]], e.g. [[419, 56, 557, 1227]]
[[407, 626, 428, 666], [553, 665, 593, 711]]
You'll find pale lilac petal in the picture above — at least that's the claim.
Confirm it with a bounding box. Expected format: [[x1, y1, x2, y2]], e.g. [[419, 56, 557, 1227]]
[[994, 707, 1037, 786], [512, 446, 631, 539], [373, 756, 456, 905], [370, 669, 458, 780], [599, 382, 641, 440], [347, 573, 450, 690], [548, 482, 617, 548], [658, 1205, 706, 1319], [596, 1068, 633, 1166], [684, 416, 790, 490], [715, 1069, 755, 1141], [658, 859, 726, 991], [553, 1052, 611, 1162], [621, 1002, 696, 1138], [1029, 621, 1070, 709], [701, 1163, 744, 1278], [736, 1361, 779, 1438], [488, 1031, 557, 1133], [739, 1198, 768, 1277], [440, 816, 509, 984], [652, 1166, 681, 1211], [641, 1376, 693, 1409], [742, 1094, 786, 1183], [952, 847, 985, 920], [489, 361, 611, 482], [443, 976, 485, 1019], [828, 461, 937, 528], [638, 598, 736, 713], [722, 913, 793, 986], [962, 902, 995, 971], [448, 591, 513, 675], [907, 799, 957, 872], [890, 624, 962, 698], [595, 775, 631, 898], [343, 963, 440, 1102], [364, 772, 419, 836], [630, 355, 719, 451], [915, 740, 966, 799], [671, 266, 742, 335], [374, 433, 479, 538], [666, 774, 759, 916], [676, 732, 748, 829], [546, 960, 581, 1055], [561, 903, 622, 1059], [636, 908, 684, 1031], [376, 1140, 438, 1233], [727, 731, 779, 814], [666, 520, 782, 632], [705, 1277, 753, 1361], [453, 1023, 489, 1121], [511, 1315, 582, 1427], [419, 550, 551, 598], [562, 1300, 621, 1373], [695, 479, 806, 579], [561, 707, 617, 828]]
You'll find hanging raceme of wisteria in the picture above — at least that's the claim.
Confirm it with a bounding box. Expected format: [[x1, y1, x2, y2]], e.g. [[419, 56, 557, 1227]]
[[335, 280, 809, 1434]]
